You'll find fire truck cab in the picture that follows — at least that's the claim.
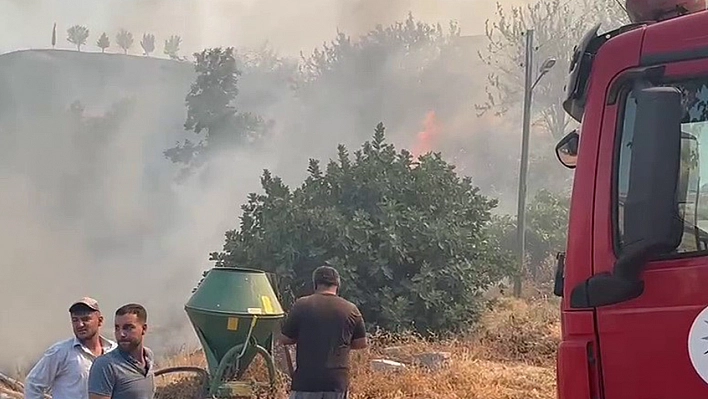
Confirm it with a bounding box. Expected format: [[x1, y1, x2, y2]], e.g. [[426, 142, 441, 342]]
[[553, 1, 708, 398]]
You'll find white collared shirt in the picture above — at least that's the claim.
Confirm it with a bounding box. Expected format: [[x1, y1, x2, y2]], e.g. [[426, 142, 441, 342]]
[[24, 336, 117, 399]]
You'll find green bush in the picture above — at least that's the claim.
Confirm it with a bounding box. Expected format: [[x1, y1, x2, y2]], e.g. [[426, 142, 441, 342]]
[[210, 123, 513, 334]]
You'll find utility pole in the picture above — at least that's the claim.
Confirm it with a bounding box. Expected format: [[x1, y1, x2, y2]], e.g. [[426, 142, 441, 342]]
[[513, 29, 534, 298]]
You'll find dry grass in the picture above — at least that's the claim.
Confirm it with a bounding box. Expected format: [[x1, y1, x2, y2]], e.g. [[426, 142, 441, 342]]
[[153, 295, 561, 399], [474, 296, 561, 367]]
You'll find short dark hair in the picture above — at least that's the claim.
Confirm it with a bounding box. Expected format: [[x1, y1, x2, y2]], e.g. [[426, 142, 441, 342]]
[[312, 265, 340, 288], [115, 303, 148, 323]]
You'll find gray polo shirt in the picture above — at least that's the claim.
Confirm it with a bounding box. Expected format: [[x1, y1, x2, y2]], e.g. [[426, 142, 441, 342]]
[[88, 347, 155, 399]]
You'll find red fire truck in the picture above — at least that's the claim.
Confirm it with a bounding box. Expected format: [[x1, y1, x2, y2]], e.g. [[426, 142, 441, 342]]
[[553, 0, 708, 397]]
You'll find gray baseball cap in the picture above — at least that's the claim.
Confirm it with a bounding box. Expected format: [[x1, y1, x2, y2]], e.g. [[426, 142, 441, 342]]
[[69, 297, 100, 313]]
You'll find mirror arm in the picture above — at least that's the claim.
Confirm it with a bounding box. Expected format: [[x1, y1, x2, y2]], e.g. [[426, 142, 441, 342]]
[[569, 247, 651, 308], [570, 273, 645, 308], [612, 245, 657, 280], [570, 225, 684, 309]]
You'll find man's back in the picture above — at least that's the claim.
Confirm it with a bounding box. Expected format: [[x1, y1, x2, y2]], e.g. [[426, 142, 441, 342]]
[[282, 292, 366, 393]]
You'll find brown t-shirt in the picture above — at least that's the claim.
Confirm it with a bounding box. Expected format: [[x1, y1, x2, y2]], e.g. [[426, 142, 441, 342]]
[[281, 292, 366, 392]]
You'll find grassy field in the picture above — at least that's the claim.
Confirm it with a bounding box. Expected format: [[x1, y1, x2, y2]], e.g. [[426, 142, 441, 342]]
[[153, 293, 561, 399]]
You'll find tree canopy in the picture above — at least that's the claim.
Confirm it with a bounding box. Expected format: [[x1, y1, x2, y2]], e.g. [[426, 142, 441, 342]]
[[164, 47, 272, 170], [210, 123, 513, 334], [67, 25, 89, 52], [477, 0, 629, 139], [140, 33, 156, 56], [291, 13, 467, 143], [164, 35, 182, 60], [96, 32, 110, 53], [489, 188, 570, 285], [116, 29, 134, 54]]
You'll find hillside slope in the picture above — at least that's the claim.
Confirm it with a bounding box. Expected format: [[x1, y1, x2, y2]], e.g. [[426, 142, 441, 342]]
[[0, 49, 192, 111], [0, 49, 194, 150]]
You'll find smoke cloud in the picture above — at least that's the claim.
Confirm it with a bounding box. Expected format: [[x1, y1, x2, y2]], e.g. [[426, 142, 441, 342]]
[[0, 0, 548, 374]]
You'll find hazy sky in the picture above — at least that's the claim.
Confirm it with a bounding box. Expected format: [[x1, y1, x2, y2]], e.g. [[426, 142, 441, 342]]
[[0, 0, 528, 56]]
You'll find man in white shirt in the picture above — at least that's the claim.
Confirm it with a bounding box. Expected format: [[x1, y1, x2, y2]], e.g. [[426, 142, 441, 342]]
[[24, 297, 117, 399]]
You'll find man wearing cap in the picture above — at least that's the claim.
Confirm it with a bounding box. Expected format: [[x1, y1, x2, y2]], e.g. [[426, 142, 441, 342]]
[[24, 297, 117, 399], [280, 265, 368, 399]]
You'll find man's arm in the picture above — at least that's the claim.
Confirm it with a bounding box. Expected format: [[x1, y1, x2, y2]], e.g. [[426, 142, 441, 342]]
[[279, 301, 301, 346], [23, 345, 63, 399], [350, 308, 368, 350], [87, 357, 115, 399]]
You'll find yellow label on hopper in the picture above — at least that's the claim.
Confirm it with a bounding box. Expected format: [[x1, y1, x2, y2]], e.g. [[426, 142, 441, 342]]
[[261, 296, 274, 314], [227, 317, 239, 331]]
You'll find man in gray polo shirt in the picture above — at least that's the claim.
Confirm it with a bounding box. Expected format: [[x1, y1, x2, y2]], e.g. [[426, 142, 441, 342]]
[[88, 303, 155, 399]]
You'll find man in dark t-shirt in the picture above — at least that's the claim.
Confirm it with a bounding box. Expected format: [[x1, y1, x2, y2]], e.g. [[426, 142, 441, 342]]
[[280, 265, 368, 399]]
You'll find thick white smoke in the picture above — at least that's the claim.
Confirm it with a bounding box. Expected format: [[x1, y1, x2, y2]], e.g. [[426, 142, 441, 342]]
[[0, 0, 539, 373]]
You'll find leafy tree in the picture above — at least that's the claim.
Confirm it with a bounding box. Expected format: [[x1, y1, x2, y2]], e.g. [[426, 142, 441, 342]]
[[164, 35, 182, 60], [476, 0, 629, 139], [232, 42, 299, 110], [51, 23, 56, 49], [485, 213, 517, 281], [586, 0, 631, 28], [209, 123, 513, 334], [525, 189, 570, 277], [162, 139, 204, 167], [165, 47, 271, 168], [66, 25, 89, 52], [140, 33, 155, 56], [97, 32, 110, 53], [293, 13, 464, 143], [184, 47, 240, 135], [116, 29, 134, 54], [162, 43, 295, 173], [284, 12, 550, 209], [490, 189, 570, 285]]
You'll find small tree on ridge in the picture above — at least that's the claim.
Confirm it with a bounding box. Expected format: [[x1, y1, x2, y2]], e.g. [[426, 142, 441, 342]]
[[67, 25, 89, 51], [141, 33, 155, 56], [97, 32, 110, 53], [116, 29, 134, 54], [164, 35, 182, 60]]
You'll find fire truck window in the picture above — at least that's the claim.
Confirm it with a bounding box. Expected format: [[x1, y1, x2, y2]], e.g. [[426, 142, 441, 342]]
[[617, 79, 708, 254]]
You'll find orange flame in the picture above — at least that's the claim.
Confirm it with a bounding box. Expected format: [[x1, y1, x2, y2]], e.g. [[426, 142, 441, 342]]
[[411, 110, 441, 160]]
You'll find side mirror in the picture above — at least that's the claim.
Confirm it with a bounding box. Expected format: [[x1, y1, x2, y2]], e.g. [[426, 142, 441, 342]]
[[555, 130, 579, 169], [571, 86, 684, 308], [621, 86, 684, 258]]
